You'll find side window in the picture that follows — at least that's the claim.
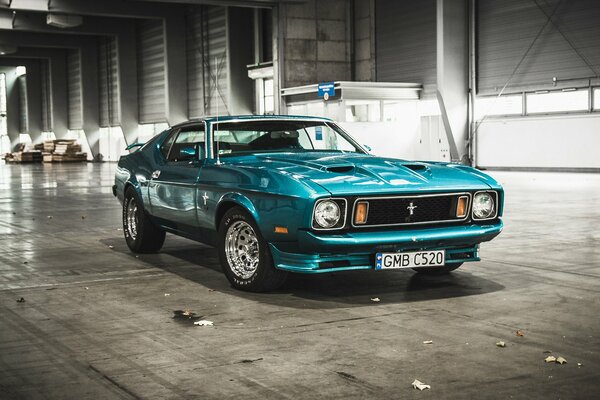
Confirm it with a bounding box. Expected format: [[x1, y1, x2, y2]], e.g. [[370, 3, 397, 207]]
[[160, 130, 178, 159], [167, 126, 205, 162]]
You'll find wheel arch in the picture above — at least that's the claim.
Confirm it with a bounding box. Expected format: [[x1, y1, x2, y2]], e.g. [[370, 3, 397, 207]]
[[215, 193, 260, 230]]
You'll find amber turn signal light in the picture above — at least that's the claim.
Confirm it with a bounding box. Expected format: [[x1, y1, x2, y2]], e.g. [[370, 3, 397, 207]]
[[274, 226, 288, 234], [456, 196, 469, 218], [354, 201, 369, 225]]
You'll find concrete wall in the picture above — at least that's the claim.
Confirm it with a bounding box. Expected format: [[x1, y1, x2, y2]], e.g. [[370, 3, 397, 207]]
[[476, 114, 600, 169], [280, 0, 351, 88]]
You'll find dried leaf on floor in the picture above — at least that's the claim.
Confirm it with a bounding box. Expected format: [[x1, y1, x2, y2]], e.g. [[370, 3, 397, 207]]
[[81, 215, 85, 219], [423, 340, 433, 344], [194, 320, 214, 327], [16, 297, 25, 303], [496, 341, 506, 347], [182, 309, 193, 316], [556, 357, 567, 365], [412, 379, 431, 391], [516, 330, 525, 337], [545, 356, 557, 363], [371, 297, 381, 303]]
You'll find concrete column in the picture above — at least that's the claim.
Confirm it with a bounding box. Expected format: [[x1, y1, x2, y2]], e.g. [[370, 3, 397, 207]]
[[48, 51, 68, 139], [116, 25, 139, 145], [0, 67, 20, 149], [79, 45, 101, 159], [164, 14, 188, 125], [24, 60, 43, 144], [436, 0, 469, 163]]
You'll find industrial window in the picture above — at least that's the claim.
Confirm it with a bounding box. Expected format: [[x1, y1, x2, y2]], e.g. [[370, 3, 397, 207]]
[[526, 90, 588, 114], [594, 88, 600, 111], [263, 79, 274, 114], [474, 95, 522, 120], [346, 101, 381, 122]]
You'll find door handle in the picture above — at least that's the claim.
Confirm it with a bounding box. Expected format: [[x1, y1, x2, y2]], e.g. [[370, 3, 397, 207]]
[[151, 170, 161, 179]]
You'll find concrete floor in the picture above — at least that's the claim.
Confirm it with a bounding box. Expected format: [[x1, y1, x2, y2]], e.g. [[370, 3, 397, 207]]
[[0, 163, 599, 399]]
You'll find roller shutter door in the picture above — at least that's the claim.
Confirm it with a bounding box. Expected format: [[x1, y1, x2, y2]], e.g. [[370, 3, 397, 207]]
[[375, 0, 436, 97], [67, 49, 83, 130], [186, 5, 206, 118], [40, 60, 52, 132], [17, 75, 28, 134], [206, 6, 228, 116], [98, 36, 120, 127], [137, 19, 166, 123], [478, 0, 600, 94]]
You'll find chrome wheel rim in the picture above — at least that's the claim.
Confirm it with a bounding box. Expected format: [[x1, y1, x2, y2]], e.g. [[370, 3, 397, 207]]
[[225, 221, 260, 279], [126, 198, 139, 240]]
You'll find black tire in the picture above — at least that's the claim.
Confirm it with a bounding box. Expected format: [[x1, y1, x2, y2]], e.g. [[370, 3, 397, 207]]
[[218, 207, 288, 292], [413, 262, 463, 275], [123, 187, 165, 253]]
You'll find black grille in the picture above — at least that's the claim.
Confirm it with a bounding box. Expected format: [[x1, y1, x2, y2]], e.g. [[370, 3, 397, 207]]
[[358, 194, 466, 227]]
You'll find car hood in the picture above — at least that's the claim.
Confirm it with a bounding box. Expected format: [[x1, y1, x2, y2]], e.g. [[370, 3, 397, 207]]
[[230, 152, 496, 195]]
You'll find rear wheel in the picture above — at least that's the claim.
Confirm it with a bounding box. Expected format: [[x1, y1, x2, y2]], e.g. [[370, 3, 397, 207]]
[[413, 262, 463, 275], [218, 207, 287, 292], [123, 187, 165, 253]]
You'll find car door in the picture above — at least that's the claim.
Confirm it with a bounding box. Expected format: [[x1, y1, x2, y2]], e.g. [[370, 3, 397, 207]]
[[148, 124, 206, 231]]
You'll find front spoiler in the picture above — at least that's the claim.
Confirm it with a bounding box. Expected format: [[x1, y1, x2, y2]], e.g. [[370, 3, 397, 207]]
[[269, 221, 502, 273]]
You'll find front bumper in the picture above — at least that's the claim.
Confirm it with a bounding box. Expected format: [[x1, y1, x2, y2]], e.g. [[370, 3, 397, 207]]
[[269, 220, 503, 273]]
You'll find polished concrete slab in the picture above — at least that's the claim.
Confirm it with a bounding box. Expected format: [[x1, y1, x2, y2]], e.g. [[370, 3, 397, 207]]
[[0, 163, 599, 399]]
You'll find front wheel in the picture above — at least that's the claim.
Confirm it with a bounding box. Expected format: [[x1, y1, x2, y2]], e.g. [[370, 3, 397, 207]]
[[413, 262, 463, 275], [218, 207, 287, 292], [123, 187, 165, 253]]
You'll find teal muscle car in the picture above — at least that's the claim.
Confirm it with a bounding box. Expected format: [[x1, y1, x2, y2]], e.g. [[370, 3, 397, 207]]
[[113, 115, 503, 292]]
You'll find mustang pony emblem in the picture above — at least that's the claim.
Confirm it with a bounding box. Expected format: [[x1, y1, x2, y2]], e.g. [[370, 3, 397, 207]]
[[407, 202, 418, 216]]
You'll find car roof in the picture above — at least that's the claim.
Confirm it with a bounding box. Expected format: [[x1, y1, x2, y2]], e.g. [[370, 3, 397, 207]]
[[171, 114, 333, 129]]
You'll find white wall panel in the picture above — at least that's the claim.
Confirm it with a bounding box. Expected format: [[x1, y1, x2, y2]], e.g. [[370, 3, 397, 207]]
[[476, 114, 600, 169]]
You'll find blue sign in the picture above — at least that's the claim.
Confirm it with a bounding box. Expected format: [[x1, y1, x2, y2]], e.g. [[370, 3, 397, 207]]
[[315, 126, 323, 141], [317, 82, 335, 98]]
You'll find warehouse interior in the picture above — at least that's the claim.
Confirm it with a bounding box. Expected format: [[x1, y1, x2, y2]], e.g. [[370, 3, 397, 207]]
[[1, 0, 599, 398]]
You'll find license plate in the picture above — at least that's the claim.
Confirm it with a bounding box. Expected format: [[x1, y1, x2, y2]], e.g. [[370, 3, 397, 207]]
[[375, 250, 445, 270]]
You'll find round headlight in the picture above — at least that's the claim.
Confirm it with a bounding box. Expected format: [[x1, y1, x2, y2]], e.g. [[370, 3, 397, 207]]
[[473, 192, 495, 219], [314, 200, 341, 228]]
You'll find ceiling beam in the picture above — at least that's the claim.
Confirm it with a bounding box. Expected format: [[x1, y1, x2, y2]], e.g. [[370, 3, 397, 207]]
[[1, 0, 184, 19]]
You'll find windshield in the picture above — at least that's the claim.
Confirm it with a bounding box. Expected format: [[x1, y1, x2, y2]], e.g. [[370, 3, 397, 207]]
[[211, 120, 364, 156]]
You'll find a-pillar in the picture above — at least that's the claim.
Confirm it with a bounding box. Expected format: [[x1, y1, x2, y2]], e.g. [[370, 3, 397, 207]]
[[436, 0, 469, 164]]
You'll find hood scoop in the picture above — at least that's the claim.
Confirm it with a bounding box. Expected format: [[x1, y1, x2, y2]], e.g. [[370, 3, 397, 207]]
[[325, 164, 355, 173], [402, 163, 430, 172]]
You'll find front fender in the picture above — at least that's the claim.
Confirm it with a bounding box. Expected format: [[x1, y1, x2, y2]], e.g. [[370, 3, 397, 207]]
[[217, 192, 261, 226]]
